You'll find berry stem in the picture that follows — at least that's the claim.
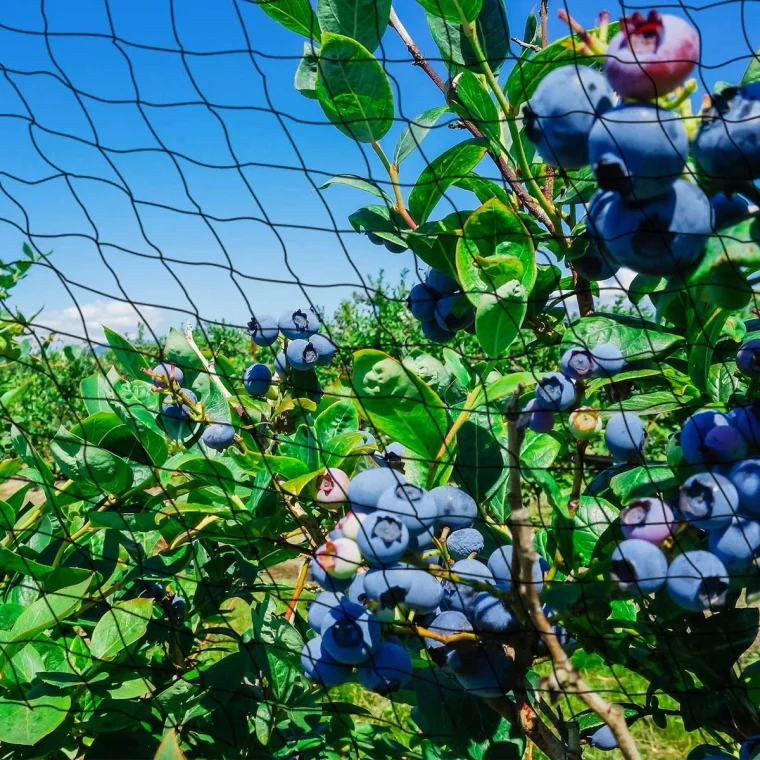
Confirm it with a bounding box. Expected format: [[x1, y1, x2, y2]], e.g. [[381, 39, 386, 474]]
[[370, 141, 418, 231]]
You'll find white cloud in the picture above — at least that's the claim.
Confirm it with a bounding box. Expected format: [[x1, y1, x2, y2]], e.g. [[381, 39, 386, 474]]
[[33, 299, 164, 345]]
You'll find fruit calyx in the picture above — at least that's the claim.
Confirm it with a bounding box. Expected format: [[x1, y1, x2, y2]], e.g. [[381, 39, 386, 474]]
[[620, 10, 665, 54]]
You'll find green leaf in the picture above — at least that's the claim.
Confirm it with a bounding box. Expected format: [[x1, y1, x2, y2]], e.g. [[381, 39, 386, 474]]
[[103, 326, 150, 381], [690, 215, 760, 281], [109, 381, 168, 467], [315, 398, 359, 441], [455, 414, 508, 503], [80, 372, 113, 416], [741, 48, 760, 85], [688, 608, 759, 674], [154, 730, 187, 760], [475, 280, 528, 357], [320, 174, 392, 202], [317, 0, 391, 52], [352, 350, 448, 460], [448, 71, 502, 155], [454, 173, 511, 207], [0, 692, 71, 746], [409, 139, 488, 225], [322, 431, 366, 468], [407, 211, 470, 279], [416, 0, 481, 23], [90, 599, 154, 662], [254, 0, 320, 40], [295, 42, 319, 99], [610, 466, 678, 503], [557, 165, 596, 205], [315, 33, 394, 143], [561, 314, 683, 362], [394, 106, 450, 166], [164, 327, 205, 377], [426, 0, 510, 74]]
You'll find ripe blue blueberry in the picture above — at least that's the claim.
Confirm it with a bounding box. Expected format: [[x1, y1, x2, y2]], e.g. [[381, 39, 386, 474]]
[[666, 550, 729, 611], [425, 268, 459, 295], [593, 180, 713, 276], [488, 546, 548, 593], [442, 559, 494, 615], [202, 422, 236, 452], [572, 236, 619, 282], [729, 459, 760, 517], [738, 339, 760, 378], [408, 525, 436, 554], [694, 84, 760, 181], [274, 352, 289, 376], [320, 601, 381, 665], [363, 563, 444, 613], [733, 404, 760, 448], [704, 424, 748, 465], [524, 398, 555, 434], [407, 283, 438, 322], [170, 596, 186, 619], [152, 362, 184, 389], [357, 641, 413, 695], [604, 412, 646, 463], [425, 610, 472, 651], [384, 240, 406, 253], [430, 486, 478, 531], [377, 483, 438, 534], [708, 517, 760, 571], [588, 104, 688, 200], [308, 334, 337, 366], [286, 338, 319, 371], [434, 295, 475, 333], [421, 318, 455, 343], [425, 610, 476, 670], [454, 646, 515, 698], [620, 498, 674, 545], [472, 592, 519, 634], [523, 65, 613, 170], [535, 372, 576, 411], [712, 192, 750, 229], [278, 307, 321, 339], [145, 582, 165, 600], [243, 363, 272, 397], [679, 472, 739, 530], [366, 232, 385, 245], [446, 528, 484, 559], [561, 347, 597, 380], [591, 343, 626, 377], [356, 511, 410, 566], [741, 736, 760, 760], [301, 636, 351, 687], [308, 591, 346, 632], [611, 539, 668, 596], [348, 468, 407, 513], [588, 724, 618, 751], [681, 411, 730, 466], [371, 441, 405, 470], [246, 314, 279, 346], [161, 389, 198, 420]]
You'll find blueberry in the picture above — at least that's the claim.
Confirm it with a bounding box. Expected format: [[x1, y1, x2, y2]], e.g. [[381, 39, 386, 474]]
[[523, 65, 613, 170], [454, 646, 515, 698], [620, 498, 674, 545], [407, 283, 438, 322], [278, 307, 321, 339], [384, 240, 407, 254], [425, 610, 477, 670], [314, 538, 362, 580], [694, 84, 760, 181], [347, 468, 407, 513], [488, 546, 548, 593], [246, 314, 279, 346], [738, 339, 760, 378], [377, 483, 438, 534], [712, 192, 750, 229], [243, 363, 272, 397], [425, 610, 472, 651], [430, 486, 478, 531], [605, 11, 699, 100], [371, 441, 405, 470], [202, 422, 236, 452], [472, 592, 519, 634], [308, 334, 337, 366], [366, 231, 385, 246], [145, 582, 165, 600], [681, 411, 730, 466], [741, 736, 760, 760], [442, 558, 494, 615], [300, 636, 352, 687], [446, 528, 485, 559], [408, 525, 437, 554], [425, 268, 459, 295], [611, 539, 668, 596], [357, 641, 413, 695], [286, 338, 319, 371], [152, 362, 184, 389], [363, 563, 444, 613], [308, 591, 347, 632], [572, 236, 620, 282], [320, 600, 381, 665], [588, 724, 618, 751], [274, 352, 289, 376], [569, 406, 602, 441], [593, 180, 713, 276], [604, 412, 646, 463], [161, 389, 198, 420], [589, 104, 688, 200], [170, 597, 186, 619], [347, 574, 367, 606], [729, 459, 760, 517], [561, 347, 597, 380], [591, 343, 626, 377], [666, 550, 729, 611], [734, 404, 760, 447], [356, 511, 410, 566], [309, 556, 353, 592], [524, 398, 555, 433], [421, 318, 456, 343], [679, 472, 739, 530], [708, 517, 760, 571], [434, 295, 475, 333], [535, 372, 576, 411]]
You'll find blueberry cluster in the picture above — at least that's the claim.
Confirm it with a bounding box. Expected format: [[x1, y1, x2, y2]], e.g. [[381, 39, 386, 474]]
[[143, 581, 186, 621], [525, 12, 751, 279], [301, 465, 567, 699], [407, 268, 475, 343]]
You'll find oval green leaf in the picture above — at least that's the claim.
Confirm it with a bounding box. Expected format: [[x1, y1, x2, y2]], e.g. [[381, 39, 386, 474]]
[[416, 0, 482, 23], [394, 106, 450, 166], [0, 693, 71, 746], [317, 0, 391, 52], [254, 0, 321, 40], [91, 598, 154, 662]]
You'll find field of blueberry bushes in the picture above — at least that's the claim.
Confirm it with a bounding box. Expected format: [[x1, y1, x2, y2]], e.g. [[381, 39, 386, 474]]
[[3, 0, 760, 758]]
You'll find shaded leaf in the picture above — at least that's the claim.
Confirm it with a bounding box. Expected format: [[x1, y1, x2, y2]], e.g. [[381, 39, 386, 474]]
[[90, 599, 154, 662]]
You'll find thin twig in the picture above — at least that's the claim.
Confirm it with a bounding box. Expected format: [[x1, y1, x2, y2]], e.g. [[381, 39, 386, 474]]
[[285, 559, 310, 622], [511, 37, 541, 52], [184, 321, 232, 400]]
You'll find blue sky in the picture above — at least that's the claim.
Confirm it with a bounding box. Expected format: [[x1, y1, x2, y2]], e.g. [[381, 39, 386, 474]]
[[1, 0, 759, 345]]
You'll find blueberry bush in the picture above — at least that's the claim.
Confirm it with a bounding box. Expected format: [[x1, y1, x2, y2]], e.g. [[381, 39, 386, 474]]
[[2, 1, 760, 758]]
